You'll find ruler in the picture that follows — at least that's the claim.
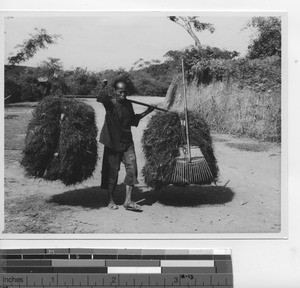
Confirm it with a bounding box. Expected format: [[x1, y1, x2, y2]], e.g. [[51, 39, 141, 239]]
[[0, 249, 233, 288]]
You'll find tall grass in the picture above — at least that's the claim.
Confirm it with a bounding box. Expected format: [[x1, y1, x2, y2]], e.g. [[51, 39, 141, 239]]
[[186, 81, 281, 142]]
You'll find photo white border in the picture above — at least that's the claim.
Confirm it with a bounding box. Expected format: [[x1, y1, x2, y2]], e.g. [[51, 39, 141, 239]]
[[1, 1, 300, 287], [0, 9, 288, 240]]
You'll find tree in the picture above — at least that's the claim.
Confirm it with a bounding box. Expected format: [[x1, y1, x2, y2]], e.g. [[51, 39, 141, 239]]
[[168, 16, 215, 49], [35, 58, 69, 96], [65, 67, 98, 95], [7, 28, 61, 65], [164, 46, 239, 76], [244, 17, 281, 59], [92, 69, 137, 96], [38, 57, 63, 78]]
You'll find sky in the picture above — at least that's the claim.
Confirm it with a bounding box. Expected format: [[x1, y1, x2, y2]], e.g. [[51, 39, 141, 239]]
[[4, 13, 256, 72]]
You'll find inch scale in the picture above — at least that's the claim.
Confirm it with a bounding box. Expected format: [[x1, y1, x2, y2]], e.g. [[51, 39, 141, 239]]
[[0, 249, 233, 288]]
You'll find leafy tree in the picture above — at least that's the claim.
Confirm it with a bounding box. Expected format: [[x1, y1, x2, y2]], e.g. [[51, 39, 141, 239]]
[[129, 57, 175, 96], [131, 58, 144, 70], [92, 69, 137, 96], [131, 58, 162, 71], [35, 57, 69, 95], [37, 57, 63, 78], [168, 16, 215, 49], [7, 28, 61, 65], [5, 28, 62, 102], [65, 67, 99, 95], [6, 58, 68, 101], [130, 68, 170, 96], [244, 17, 281, 59], [164, 46, 239, 79]]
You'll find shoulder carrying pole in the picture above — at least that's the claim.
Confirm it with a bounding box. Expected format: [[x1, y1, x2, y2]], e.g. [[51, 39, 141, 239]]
[[127, 99, 168, 112], [64, 96, 168, 112]]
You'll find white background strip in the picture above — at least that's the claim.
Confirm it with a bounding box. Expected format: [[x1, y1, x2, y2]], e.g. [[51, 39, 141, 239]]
[[108, 267, 161, 274], [160, 260, 214, 267]]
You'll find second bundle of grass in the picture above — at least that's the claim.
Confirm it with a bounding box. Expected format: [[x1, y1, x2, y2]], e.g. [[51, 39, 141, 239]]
[[142, 111, 219, 189]]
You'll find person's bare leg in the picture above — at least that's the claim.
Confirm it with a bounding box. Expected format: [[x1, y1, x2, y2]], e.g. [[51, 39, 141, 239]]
[[124, 185, 140, 210], [124, 185, 133, 205], [108, 181, 118, 209]]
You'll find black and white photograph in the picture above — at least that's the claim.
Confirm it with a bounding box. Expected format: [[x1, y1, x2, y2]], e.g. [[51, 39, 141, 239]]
[[3, 12, 284, 234]]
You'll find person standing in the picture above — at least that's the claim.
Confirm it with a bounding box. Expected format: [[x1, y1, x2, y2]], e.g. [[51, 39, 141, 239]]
[[97, 77, 154, 211]]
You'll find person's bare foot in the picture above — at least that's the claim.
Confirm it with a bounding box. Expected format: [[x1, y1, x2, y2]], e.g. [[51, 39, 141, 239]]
[[108, 202, 118, 210], [123, 202, 141, 211]]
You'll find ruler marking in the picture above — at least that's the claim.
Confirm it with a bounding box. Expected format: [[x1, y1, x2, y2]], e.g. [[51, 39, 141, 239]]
[[0, 249, 232, 287]]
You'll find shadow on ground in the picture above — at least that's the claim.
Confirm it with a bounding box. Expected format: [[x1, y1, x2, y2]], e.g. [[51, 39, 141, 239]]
[[48, 184, 234, 209], [48, 185, 154, 209], [48, 186, 110, 209], [154, 185, 235, 207]]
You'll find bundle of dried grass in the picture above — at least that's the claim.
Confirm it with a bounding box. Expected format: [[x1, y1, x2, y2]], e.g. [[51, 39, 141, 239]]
[[21, 96, 98, 185], [142, 111, 218, 189]]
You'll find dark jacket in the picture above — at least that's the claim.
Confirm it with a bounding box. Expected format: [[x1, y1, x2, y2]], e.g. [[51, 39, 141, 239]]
[[97, 92, 140, 152]]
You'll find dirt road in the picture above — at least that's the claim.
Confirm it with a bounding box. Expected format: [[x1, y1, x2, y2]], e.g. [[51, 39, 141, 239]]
[[3, 97, 281, 234]]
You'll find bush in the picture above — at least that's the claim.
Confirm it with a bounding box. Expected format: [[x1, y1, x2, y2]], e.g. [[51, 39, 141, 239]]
[[5, 64, 71, 102], [165, 53, 281, 142], [5, 78, 21, 103], [189, 56, 281, 94], [65, 67, 99, 95]]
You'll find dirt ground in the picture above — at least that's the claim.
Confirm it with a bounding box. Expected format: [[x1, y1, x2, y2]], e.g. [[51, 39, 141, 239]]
[[3, 97, 281, 234]]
